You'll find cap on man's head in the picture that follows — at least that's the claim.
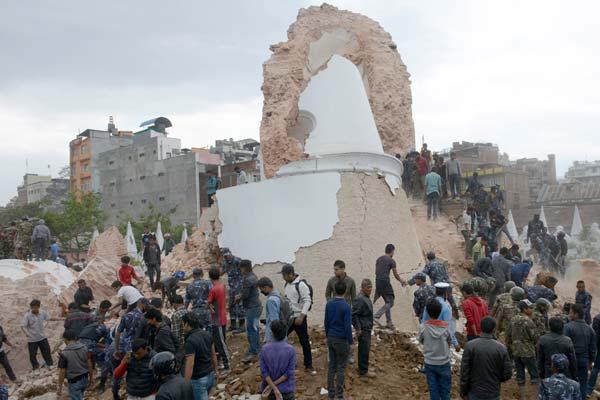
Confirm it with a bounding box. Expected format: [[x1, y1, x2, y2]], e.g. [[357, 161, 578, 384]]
[[518, 299, 533, 311], [551, 353, 569, 371], [279, 264, 295, 275], [413, 272, 427, 282], [434, 282, 450, 289]]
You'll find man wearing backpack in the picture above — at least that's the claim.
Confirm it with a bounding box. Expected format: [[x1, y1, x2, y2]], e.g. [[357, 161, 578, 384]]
[[281, 264, 317, 376], [258, 277, 292, 343]]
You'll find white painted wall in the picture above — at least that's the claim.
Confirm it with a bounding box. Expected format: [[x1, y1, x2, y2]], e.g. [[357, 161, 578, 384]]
[[217, 172, 341, 265], [301, 55, 384, 156]]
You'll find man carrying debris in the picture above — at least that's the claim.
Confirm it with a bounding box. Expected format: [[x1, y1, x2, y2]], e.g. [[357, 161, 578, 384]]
[[352, 279, 374, 379], [221, 249, 245, 333], [281, 264, 317, 376], [31, 219, 51, 261], [325, 260, 356, 304], [373, 244, 407, 329]]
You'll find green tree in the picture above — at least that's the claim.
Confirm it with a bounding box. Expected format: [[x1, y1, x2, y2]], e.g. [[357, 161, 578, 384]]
[[44, 192, 105, 260]]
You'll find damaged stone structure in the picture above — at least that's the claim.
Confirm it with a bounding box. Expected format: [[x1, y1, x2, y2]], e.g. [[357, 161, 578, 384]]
[[214, 4, 423, 328]]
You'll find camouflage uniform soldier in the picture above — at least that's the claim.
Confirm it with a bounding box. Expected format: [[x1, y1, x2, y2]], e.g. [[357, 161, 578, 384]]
[[497, 286, 525, 334], [0, 222, 17, 259], [184, 267, 213, 328], [410, 272, 435, 322], [221, 249, 245, 331], [506, 299, 540, 399], [539, 353, 581, 400], [491, 281, 516, 319], [463, 276, 493, 298], [532, 298, 552, 338], [15, 218, 34, 260]]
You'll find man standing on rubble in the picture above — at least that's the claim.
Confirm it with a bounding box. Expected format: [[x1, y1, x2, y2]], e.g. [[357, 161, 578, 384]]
[[373, 244, 407, 329], [31, 219, 51, 261], [21, 299, 58, 370], [143, 235, 162, 291], [221, 249, 245, 333], [325, 260, 356, 304]]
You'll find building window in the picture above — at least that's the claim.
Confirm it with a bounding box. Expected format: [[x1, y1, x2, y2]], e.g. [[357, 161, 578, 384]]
[[153, 150, 157, 154], [139, 153, 145, 158], [141, 199, 147, 204], [83, 164, 89, 172], [128, 156, 132, 160], [110, 203, 116, 208], [129, 178, 133, 182], [166, 152, 171, 158], [109, 181, 116, 186], [129, 201, 134, 205], [158, 172, 165, 177], [109, 160, 114, 165], [140, 175, 146, 180], [159, 196, 165, 201]]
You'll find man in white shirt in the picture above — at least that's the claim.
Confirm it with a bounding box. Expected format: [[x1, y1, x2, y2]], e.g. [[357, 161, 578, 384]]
[[110, 281, 145, 313], [234, 166, 248, 185], [280, 264, 316, 375]]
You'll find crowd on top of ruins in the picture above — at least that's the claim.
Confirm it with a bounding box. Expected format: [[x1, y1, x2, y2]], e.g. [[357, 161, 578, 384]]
[[0, 150, 591, 400]]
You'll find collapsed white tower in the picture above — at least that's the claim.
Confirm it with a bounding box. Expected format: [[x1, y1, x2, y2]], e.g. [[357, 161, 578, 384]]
[[213, 5, 423, 328]]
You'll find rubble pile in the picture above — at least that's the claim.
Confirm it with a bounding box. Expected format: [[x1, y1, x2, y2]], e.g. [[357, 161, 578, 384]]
[[59, 226, 128, 305], [160, 222, 220, 276]]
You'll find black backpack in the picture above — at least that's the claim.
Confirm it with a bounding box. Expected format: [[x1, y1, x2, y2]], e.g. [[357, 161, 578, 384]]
[[294, 279, 314, 311]]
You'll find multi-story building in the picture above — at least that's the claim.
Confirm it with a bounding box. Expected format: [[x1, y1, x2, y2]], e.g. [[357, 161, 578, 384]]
[[440, 142, 500, 174], [97, 117, 218, 227], [513, 155, 557, 204], [210, 138, 260, 164], [69, 117, 133, 193], [16, 174, 69, 210], [565, 160, 600, 184]]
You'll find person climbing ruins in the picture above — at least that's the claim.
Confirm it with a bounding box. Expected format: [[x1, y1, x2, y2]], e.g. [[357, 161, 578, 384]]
[[57, 329, 93, 400], [50, 240, 59, 262], [73, 279, 94, 310], [489, 185, 505, 213], [110, 281, 145, 313], [163, 232, 176, 256], [31, 219, 50, 261], [461, 206, 478, 259], [117, 255, 143, 288], [488, 248, 513, 308], [495, 286, 526, 335], [112, 338, 157, 400], [221, 249, 245, 333], [511, 259, 532, 287], [465, 172, 480, 200], [490, 281, 515, 319], [424, 167, 442, 220], [144, 308, 176, 354], [525, 276, 558, 303], [170, 295, 189, 362], [64, 302, 95, 337], [373, 244, 407, 329], [143, 235, 162, 291], [445, 152, 461, 200], [416, 153, 428, 197], [206, 170, 221, 206], [280, 264, 317, 376], [489, 209, 514, 246], [557, 231, 569, 268], [325, 260, 356, 304], [527, 214, 545, 246]]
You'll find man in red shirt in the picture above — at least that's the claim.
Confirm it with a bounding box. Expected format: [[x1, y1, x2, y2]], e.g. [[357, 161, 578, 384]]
[[461, 282, 489, 341], [416, 154, 429, 195], [117, 256, 142, 287], [207, 266, 230, 374]]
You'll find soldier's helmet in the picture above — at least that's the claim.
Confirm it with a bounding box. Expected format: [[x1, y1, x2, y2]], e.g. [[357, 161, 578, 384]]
[[504, 281, 516, 292], [485, 277, 497, 290], [535, 298, 552, 312], [510, 286, 526, 301]]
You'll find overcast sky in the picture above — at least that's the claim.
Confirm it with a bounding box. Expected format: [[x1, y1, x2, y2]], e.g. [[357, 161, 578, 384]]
[[1, 1, 599, 205]]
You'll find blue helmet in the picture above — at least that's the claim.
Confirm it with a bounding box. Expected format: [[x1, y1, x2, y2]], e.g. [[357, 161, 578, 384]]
[[173, 271, 185, 281]]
